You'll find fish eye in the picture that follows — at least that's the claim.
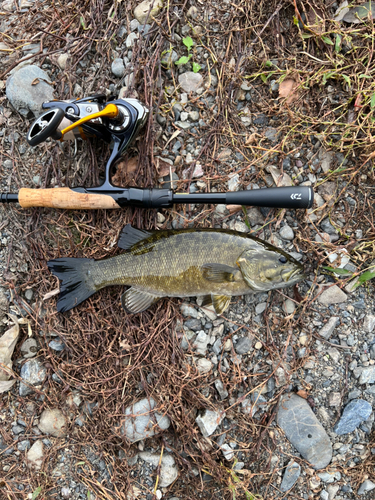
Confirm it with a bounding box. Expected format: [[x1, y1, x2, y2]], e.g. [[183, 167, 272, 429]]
[[279, 256, 287, 264]]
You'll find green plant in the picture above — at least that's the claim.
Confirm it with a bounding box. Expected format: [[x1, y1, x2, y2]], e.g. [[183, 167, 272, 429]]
[[175, 36, 201, 72]]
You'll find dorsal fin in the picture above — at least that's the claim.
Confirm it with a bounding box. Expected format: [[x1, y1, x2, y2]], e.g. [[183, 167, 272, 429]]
[[118, 225, 152, 250]]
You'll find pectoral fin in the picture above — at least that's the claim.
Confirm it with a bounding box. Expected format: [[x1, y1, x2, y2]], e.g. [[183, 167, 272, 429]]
[[211, 294, 231, 315], [121, 288, 161, 313], [202, 264, 239, 283]]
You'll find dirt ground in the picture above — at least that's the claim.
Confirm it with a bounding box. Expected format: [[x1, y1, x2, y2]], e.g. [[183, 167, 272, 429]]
[[1, 1, 375, 499]]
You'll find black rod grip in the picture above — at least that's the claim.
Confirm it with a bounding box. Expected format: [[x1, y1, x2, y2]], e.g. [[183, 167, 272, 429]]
[[225, 186, 313, 209]]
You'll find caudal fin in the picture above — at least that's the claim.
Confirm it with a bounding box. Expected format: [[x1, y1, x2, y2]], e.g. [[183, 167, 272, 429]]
[[47, 258, 96, 313]]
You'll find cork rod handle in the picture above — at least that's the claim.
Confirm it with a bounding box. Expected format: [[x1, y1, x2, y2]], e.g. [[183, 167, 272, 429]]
[[18, 188, 120, 210]]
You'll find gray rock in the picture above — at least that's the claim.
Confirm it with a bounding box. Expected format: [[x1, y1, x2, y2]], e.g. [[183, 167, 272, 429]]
[[327, 484, 340, 500], [38, 409, 67, 437], [125, 32, 138, 48], [319, 150, 333, 173], [280, 460, 301, 492], [138, 452, 178, 487], [358, 480, 375, 495], [227, 173, 240, 191], [122, 398, 170, 442], [318, 471, 340, 483], [333, 399, 372, 435], [246, 207, 264, 226], [20, 338, 38, 358], [359, 366, 375, 384], [196, 358, 213, 374], [234, 337, 252, 354], [196, 409, 224, 437], [277, 394, 332, 469], [6, 65, 54, 117], [17, 440, 30, 451], [19, 359, 47, 396], [318, 286, 347, 306], [49, 339, 65, 351], [111, 58, 125, 77], [178, 72, 203, 92], [161, 49, 178, 67], [284, 299, 296, 315], [26, 439, 43, 469], [279, 225, 294, 241], [57, 53, 70, 70], [180, 303, 199, 318], [214, 379, 228, 400], [134, 0, 163, 24], [220, 443, 234, 460], [318, 317, 339, 340], [363, 315, 375, 333], [130, 18, 140, 31], [321, 490, 329, 500], [320, 219, 338, 235]]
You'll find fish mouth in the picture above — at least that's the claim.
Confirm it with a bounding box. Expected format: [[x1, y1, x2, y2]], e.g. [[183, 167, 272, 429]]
[[282, 266, 305, 283]]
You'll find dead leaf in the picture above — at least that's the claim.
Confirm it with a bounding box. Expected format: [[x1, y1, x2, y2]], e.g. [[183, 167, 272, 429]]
[[43, 288, 60, 301], [226, 204, 242, 215], [306, 6, 325, 33], [217, 148, 232, 161], [31, 78, 40, 86], [119, 340, 131, 351], [164, 129, 181, 148], [154, 156, 176, 177], [245, 132, 261, 145], [333, 0, 349, 21], [296, 389, 309, 399], [269, 166, 293, 187], [343, 2, 375, 23], [0, 315, 19, 393], [112, 156, 139, 186], [279, 78, 299, 104]]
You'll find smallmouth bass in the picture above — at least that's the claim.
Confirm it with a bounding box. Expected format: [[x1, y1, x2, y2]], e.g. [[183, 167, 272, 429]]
[[47, 225, 305, 314]]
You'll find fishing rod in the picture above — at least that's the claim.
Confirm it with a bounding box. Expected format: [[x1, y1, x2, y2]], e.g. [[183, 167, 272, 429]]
[[0, 95, 313, 210]]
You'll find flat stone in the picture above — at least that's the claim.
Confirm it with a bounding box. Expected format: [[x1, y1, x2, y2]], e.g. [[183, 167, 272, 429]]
[[125, 32, 138, 48], [38, 409, 67, 437], [318, 471, 338, 483], [134, 0, 163, 24], [333, 399, 372, 435], [363, 315, 375, 333], [234, 337, 252, 354], [284, 299, 296, 315], [277, 394, 332, 469], [57, 53, 70, 70], [6, 65, 54, 117], [280, 460, 301, 492], [122, 398, 170, 443], [196, 409, 224, 437], [228, 173, 240, 191], [318, 286, 347, 306], [178, 72, 203, 93], [358, 479, 375, 495], [327, 484, 340, 500], [138, 452, 178, 487], [318, 317, 339, 340], [27, 439, 43, 469], [20, 338, 38, 358], [19, 358, 47, 396], [359, 366, 375, 384], [319, 150, 333, 173], [214, 379, 228, 400]]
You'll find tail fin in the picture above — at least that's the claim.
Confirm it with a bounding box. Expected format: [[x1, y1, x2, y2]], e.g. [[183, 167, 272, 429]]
[[47, 258, 97, 313]]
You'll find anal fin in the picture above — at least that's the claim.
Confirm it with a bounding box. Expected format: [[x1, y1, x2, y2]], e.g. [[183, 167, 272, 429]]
[[121, 288, 161, 313], [211, 294, 231, 315]]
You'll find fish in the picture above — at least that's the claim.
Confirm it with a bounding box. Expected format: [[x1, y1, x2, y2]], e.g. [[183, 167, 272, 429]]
[[47, 225, 305, 314]]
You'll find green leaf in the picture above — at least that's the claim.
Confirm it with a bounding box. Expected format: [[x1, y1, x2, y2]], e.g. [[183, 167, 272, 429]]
[[335, 34, 342, 53], [370, 93, 375, 108], [32, 487, 42, 500], [341, 74, 351, 87], [260, 73, 267, 83], [359, 74, 372, 78], [175, 55, 191, 66], [80, 16, 86, 30], [265, 60, 273, 68], [354, 269, 375, 288], [323, 266, 353, 276], [293, 15, 299, 25], [301, 33, 314, 39], [321, 35, 334, 45], [322, 72, 336, 85], [183, 36, 194, 51], [192, 61, 201, 73]]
